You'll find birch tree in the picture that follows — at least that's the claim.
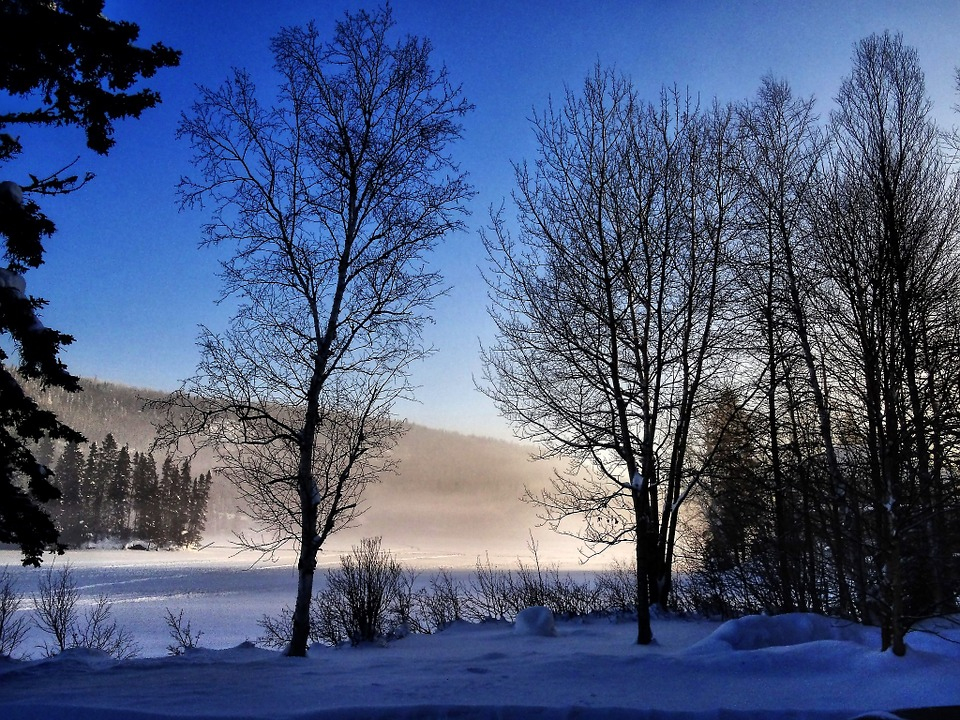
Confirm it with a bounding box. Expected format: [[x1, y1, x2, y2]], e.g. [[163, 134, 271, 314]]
[[153, 8, 471, 657]]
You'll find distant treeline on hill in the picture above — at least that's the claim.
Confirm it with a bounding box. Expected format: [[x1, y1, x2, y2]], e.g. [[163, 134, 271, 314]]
[[27, 374, 559, 558], [38, 433, 211, 548]]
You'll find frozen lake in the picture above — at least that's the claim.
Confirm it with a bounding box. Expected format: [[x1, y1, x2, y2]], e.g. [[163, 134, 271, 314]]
[[0, 543, 601, 658], [1, 545, 390, 657]]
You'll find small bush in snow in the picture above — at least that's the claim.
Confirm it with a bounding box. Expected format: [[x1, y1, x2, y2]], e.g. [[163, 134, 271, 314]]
[[165, 608, 203, 655], [316, 537, 406, 646], [464, 543, 609, 622], [0, 567, 29, 658], [33, 565, 138, 659], [467, 554, 517, 621], [594, 558, 638, 614], [33, 564, 79, 655], [256, 606, 296, 650], [257, 540, 646, 649], [71, 593, 139, 659], [411, 569, 468, 633]]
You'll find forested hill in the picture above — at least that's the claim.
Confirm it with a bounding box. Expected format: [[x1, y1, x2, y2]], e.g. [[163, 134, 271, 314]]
[[33, 377, 167, 455], [31, 377, 577, 563]]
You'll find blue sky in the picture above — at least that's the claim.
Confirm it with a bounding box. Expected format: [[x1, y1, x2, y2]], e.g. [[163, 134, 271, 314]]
[[9, 1, 960, 439]]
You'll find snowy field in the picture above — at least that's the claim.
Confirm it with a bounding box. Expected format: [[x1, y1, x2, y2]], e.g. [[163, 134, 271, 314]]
[[1, 547, 959, 720]]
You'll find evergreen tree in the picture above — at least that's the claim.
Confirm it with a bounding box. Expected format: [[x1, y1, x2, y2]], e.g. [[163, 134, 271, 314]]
[[53, 441, 84, 546], [90, 434, 119, 539], [158, 455, 178, 544], [167, 459, 192, 544], [184, 467, 211, 546], [80, 441, 100, 542], [700, 391, 767, 573], [0, 0, 180, 566], [34, 436, 56, 469], [130, 451, 147, 540], [132, 452, 160, 544], [107, 444, 132, 539]]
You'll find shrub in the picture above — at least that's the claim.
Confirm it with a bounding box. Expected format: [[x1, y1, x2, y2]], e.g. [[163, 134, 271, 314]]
[[411, 569, 467, 633], [317, 537, 406, 645], [467, 554, 516, 621], [595, 557, 638, 614], [0, 567, 29, 658], [258, 538, 410, 649], [164, 608, 203, 655], [33, 565, 138, 659]]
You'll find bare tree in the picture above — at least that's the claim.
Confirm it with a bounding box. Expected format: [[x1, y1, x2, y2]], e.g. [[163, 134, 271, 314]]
[[152, 8, 472, 657], [816, 32, 960, 654], [729, 76, 859, 615], [481, 67, 737, 644]]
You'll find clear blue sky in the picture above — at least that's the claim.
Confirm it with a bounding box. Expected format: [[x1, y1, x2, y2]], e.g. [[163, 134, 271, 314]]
[[9, 0, 960, 439]]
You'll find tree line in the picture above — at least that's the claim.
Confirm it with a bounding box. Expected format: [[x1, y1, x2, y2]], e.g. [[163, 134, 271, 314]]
[[40, 434, 211, 549], [482, 32, 960, 654]]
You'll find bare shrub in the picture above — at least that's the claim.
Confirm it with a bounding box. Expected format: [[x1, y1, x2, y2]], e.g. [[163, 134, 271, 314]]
[[70, 594, 139, 659], [0, 568, 29, 657], [467, 555, 516, 621], [33, 564, 79, 655], [256, 606, 296, 650], [466, 543, 606, 622], [595, 557, 638, 614], [316, 537, 405, 645], [255, 540, 644, 650], [412, 569, 467, 633], [33, 565, 138, 658], [258, 538, 410, 649], [165, 608, 203, 655]]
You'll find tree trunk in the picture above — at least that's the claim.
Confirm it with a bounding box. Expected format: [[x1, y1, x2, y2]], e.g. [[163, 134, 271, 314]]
[[288, 461, 320, 656], [634, 504, 653, 645], [289, 546, 317, 656]]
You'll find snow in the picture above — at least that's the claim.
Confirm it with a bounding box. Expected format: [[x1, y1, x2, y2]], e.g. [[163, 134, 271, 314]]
[[0, 268, 26, 295], [513, 605, 556, 636], [0, 179, 23, 206], [1, 548, 959, 720]]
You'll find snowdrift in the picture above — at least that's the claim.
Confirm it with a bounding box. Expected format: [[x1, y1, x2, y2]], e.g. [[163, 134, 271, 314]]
[[1, 611, 959, 720]]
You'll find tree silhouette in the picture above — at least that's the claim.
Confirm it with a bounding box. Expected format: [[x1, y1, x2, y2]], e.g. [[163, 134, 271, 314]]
[[152, 7, 471, 656]]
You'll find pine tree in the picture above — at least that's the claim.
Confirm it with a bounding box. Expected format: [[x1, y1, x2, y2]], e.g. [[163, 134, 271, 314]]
[[185, 469, 212, 546], [92, 434, 119, 539], [131, 452, 151, 542], [34, 436, 56, 469], [168, 459, 193, 544], [138, 452, 161, 544], [80, 441, 100, 543], [53, 442, 84, 546], [158, 455, 178, 545], [108, 445, 132, 539]]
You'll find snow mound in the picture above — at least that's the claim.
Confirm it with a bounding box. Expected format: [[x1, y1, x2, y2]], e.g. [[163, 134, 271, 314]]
[[44, 647, 119, 669], [513, 606, 556, 637], [690, 612, 876, 653], [906, 615, 960, 658], [167, 640, 277, 665]]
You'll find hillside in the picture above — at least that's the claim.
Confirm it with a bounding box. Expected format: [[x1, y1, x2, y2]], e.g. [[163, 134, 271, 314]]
[[30, 377, 586, 566]]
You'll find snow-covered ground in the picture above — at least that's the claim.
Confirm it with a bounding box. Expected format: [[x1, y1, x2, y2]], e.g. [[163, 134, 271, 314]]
[[1, 547, 959, 719]]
